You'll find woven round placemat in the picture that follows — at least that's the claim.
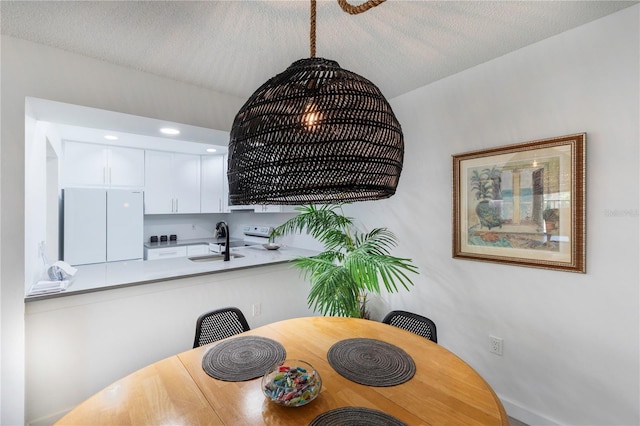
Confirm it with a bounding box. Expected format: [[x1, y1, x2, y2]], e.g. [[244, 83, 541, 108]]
[[202, 336, 286, 381], [327, 338, 415, 386], [309, 407, 408, 426]]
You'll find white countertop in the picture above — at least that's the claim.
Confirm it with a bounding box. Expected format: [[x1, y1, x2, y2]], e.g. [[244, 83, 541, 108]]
[[25, 245, 318, 302]]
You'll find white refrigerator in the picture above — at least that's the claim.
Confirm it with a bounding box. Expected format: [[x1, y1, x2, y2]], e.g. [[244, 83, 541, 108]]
[[63, 188, 144, 265]]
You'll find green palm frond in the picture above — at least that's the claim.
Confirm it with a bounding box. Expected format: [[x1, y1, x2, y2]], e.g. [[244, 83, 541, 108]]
[[346, 229, 417, 293], [293, 256, 361, 317], [312, 249, 344, 264], [274, 204, 419, 317], [353, 228, 398, 254], [273, 205, 353, 244]]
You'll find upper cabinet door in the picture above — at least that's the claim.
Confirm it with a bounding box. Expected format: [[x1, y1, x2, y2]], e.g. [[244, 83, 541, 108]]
[[172, 153, 201, 214], [144, 151, 201, 214], [222, 154, 229, 213], [144, 151, 175, 214], [63, 142, 108, 187], [63, 141, 144, 188], [200, 155, 227, 213], [108, 147, 145, 188]]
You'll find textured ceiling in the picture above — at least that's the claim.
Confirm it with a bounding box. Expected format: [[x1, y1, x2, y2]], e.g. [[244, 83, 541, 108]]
[[2, 1, 636, 101]]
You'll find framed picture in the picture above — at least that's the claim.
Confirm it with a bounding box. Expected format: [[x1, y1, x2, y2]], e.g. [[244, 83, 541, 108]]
[[452, 133, 586, 273]]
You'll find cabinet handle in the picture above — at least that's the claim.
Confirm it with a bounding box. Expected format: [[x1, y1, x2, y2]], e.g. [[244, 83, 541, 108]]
[[108, 167, 112, 185], [103, 167, 107, 184], [175, 199, 179, 212], [219, 199, 222, 211]]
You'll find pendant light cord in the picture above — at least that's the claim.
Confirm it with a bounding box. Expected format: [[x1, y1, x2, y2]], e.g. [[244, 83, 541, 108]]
[[337, 0, 386, 15], [310, 0, 386, 57], [310, 0, 316, 57]]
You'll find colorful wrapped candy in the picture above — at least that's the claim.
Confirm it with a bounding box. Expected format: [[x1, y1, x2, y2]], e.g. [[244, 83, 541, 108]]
[[262, 360, 322, 407]]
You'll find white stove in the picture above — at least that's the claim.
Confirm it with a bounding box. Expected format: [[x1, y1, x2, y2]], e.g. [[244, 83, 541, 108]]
[[209, 225, 272, 253], [242, 225, 273, 245]]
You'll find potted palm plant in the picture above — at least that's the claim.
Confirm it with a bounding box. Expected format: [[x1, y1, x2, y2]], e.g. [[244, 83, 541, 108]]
[[271, 204, 418, 318]]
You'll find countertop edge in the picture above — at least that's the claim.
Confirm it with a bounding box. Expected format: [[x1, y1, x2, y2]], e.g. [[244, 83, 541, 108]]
[[24, 260, 291, 302], [24, 246, 316, 303]]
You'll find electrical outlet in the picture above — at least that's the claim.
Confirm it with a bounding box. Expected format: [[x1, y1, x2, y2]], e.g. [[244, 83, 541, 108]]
[[489, 335, 503, 356], [252, 303, 261, 317]]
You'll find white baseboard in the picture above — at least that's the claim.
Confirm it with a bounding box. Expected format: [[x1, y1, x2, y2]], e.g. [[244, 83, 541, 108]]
[[27, 408, 69, 426], [499, 394, 561, 426]]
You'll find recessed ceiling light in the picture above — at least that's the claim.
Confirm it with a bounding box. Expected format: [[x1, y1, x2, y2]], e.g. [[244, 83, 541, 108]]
[[160, 127, 180, 135], [104, 135, 119, 141], [206, 148, 217, 153]]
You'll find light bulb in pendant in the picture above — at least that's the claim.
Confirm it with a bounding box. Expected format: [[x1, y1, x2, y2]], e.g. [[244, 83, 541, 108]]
[[302, 102, 320, 129], [304, 111, 320, 127]]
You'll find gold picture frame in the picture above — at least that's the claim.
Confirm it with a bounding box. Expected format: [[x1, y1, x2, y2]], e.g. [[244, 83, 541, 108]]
[[452, 133, 586, 273]]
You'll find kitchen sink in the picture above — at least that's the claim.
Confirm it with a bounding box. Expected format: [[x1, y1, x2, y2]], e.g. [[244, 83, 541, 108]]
[[188, 253, 245, 262]]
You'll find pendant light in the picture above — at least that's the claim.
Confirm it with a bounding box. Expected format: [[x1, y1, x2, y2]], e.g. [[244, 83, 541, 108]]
[[228, 0, 403, 205]]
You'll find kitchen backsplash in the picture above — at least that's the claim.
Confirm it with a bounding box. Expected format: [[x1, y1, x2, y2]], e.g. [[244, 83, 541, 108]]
[[143, 213, 222, 242], [142, 211, 303, 243]]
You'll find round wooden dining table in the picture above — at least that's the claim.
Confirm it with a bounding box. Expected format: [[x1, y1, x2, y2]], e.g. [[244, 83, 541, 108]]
[[57, 316, 508, 425]]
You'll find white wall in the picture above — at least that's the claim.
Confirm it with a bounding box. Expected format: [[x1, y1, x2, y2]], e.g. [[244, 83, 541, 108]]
[[25, 117, 64, 289], [45, 126, 63, 264], [3, 5, 639, 426], [352, 6, 639, 425], [0, 35, 245, 425], [24, 107, 46, 288], [25, 264, 314, 425]]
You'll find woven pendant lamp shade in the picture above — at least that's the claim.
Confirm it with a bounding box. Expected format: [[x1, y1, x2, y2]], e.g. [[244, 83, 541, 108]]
[[228, 57, 404, 205]]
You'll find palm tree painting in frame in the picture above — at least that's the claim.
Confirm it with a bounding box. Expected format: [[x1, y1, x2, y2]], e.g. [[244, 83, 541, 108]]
[[452, 133, 586, 273]]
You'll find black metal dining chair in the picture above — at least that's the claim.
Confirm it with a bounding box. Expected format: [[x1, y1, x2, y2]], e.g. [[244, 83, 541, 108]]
[[382, 310, 438, 343], [193, 307, 251, 348]]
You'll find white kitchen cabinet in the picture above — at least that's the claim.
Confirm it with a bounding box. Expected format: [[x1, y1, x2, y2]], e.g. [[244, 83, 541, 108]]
[[144, 151, 201, 214], [63, 141, 144, 188], [108, 146, 145, 187], [143, 150, 173, 213], [222, 154, 229, 212], [200, 155, 229, 213], [248, 205, 280, 213], [228, 203, 299, 213], [253, 205, 299, 213], [229, 204, 299, 213], [144, 246, 187, 260]]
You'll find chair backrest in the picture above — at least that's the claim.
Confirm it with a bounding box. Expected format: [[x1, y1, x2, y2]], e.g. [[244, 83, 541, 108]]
[[193, 307, 251, 348], [382, 310, 438, 343]]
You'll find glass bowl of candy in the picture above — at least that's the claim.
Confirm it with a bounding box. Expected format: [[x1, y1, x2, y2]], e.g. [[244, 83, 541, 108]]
[[261, 360, 322, 407]]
